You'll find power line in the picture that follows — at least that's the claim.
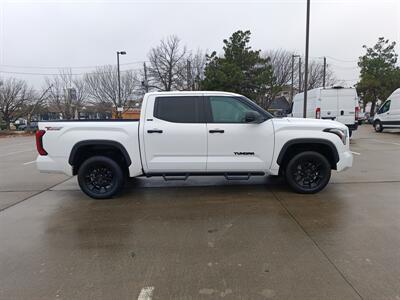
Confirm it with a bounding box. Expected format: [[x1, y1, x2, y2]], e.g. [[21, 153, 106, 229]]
[[329, 64, 359, 70], [0, 60, 149, 70], [325, 56, 358, 63], [0, 67, 143, 76]]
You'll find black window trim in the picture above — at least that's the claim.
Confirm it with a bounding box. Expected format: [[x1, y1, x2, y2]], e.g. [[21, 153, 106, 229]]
[[204, 95, 273, 124], [153, 95, 206, 124]]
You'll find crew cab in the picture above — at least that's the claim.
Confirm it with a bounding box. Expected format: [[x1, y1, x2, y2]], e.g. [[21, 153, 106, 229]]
[[36, 91, 353, 199]]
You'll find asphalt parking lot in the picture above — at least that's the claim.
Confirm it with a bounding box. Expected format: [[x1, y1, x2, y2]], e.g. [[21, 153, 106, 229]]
[[1, 125, 400, 300]]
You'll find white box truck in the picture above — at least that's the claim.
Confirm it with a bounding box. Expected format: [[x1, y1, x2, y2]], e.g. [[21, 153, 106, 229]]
[[291, 87, 359, 136]]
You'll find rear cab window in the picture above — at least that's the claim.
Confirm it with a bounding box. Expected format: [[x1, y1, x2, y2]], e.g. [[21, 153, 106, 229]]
[[154, 96, 203, 123]]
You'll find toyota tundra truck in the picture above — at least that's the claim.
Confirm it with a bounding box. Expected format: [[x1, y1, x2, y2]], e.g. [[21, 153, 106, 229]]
[[36, 91, 353, 199]]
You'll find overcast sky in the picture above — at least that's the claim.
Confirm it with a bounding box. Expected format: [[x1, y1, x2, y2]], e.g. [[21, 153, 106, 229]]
[[0, 0, 399, 90]]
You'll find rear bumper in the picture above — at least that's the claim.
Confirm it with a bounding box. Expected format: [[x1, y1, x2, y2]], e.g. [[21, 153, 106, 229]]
[[36, 155, 73, 176], [336, 150, 353, 172]]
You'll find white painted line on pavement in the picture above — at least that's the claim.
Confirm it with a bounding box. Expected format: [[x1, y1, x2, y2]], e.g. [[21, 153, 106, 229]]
[[138, 286, 154, 300], [351, 151, 361, 156], [371, 139, 400, 146], [0, 149, 35, 158], [0, 142, 33, 150], [23, 160, 36, 165]]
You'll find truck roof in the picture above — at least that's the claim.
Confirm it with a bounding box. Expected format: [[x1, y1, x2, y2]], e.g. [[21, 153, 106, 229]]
[[145, 91, 243, 97]]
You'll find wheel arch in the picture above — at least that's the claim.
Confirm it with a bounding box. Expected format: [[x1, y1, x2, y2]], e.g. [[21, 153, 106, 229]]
[[69, 140, 132, 175], [277, 138, 340, 171]]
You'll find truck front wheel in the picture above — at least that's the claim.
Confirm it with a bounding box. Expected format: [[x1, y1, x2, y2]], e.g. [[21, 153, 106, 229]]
[[285, 151, 331, 194], [78, 156, 124, 199], [374, 120, 383, 133]]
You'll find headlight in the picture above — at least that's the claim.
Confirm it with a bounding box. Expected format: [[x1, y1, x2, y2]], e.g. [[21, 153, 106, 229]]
[[323, 128, 347, 145]]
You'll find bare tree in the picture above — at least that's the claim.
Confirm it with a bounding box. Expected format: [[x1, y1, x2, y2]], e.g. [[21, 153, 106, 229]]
[[25, 85, 53, 127], [0, 77, 35, 130], [84, 65, 141, 118], [263, 49, 295, 107], [262, 50, 338, 108], [187, 49, 207, 90], [45, 70, 88, 120], [147, 35, 188, 91], [304, 60, 336, 90]]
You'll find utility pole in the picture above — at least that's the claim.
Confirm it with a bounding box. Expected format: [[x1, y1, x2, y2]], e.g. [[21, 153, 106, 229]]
[[291, 55, 295, 102], [116, 51, 126, 119], [323, 56, 327, 88], [303, 0, 311, 118], [187, 60, 192, 91], [299, 57, 302, 93], [143, 62, 149, 93]]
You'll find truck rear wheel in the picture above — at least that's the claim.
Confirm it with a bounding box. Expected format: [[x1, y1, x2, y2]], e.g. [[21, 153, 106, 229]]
[[285, 151, 331, 194], [78, 156, 124, 199]]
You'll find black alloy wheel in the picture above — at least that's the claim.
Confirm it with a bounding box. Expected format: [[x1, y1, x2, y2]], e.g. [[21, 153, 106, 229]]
[[78, 156, 124, 199], [285, 151, 331, 194]]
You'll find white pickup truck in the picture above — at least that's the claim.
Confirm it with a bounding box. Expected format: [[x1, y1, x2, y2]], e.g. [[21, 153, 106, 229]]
[[36, 91, 353, 199]]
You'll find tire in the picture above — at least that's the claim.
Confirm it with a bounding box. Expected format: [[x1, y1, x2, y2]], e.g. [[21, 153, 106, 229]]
[[77, 156, 124, 199], [285, 151, 331, 194], [348, 129, 353, 138], [374, 120, 383, 133]]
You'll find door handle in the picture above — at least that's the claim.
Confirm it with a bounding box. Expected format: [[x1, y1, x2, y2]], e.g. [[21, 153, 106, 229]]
[[147, 129, 163, 133], [209, 129, 224, 133]]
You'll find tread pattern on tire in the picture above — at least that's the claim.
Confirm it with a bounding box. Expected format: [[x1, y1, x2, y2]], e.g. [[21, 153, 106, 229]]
[[285, 151, 331, 194], [77, 155, 124, 199]]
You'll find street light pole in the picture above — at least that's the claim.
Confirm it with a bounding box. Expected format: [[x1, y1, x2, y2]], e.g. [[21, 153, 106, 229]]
[[303, 0, 311, 118], [116, 51, 126, 118]]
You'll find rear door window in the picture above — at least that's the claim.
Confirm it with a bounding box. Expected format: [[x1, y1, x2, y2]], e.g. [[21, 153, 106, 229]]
[[154, 96, 203, 123]]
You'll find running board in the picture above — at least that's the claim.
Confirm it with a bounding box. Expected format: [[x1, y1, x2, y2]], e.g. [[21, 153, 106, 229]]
[[162, 173, 189, 181], [224, 173, 251, 180], [145, 172, 265, 181]]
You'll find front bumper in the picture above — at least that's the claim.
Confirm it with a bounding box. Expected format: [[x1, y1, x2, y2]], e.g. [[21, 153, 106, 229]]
[[336, 150, 353, 172]]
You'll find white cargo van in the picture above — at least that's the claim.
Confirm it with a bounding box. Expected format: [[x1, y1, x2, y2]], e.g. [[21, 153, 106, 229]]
[[291, 87, 359, 135], [373, 88, 400, 132]]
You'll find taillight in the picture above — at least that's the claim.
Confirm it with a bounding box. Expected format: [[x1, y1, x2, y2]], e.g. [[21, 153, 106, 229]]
[[35, 130, 47, 156], [355, 107, 360, 120], [316, 107, 321, 119]]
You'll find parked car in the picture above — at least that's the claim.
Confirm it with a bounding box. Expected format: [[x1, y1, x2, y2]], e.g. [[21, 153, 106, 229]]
[[357, 111, 368, 125], [17, 121, 38, 131], [291, 86, 359, 136], [36, 91, 353, 199], [373, 88, 400, 132]]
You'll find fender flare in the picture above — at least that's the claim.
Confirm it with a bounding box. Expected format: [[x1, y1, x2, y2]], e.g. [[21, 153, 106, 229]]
[[68, 140, 132, 166], [276, 138, 339, 166]]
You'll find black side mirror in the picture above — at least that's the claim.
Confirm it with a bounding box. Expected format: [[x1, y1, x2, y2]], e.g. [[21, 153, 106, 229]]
[[245, 111, 262, 123]]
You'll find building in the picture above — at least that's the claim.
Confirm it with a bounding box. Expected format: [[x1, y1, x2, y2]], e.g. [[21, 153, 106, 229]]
[[267, 96, 292, 117]]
